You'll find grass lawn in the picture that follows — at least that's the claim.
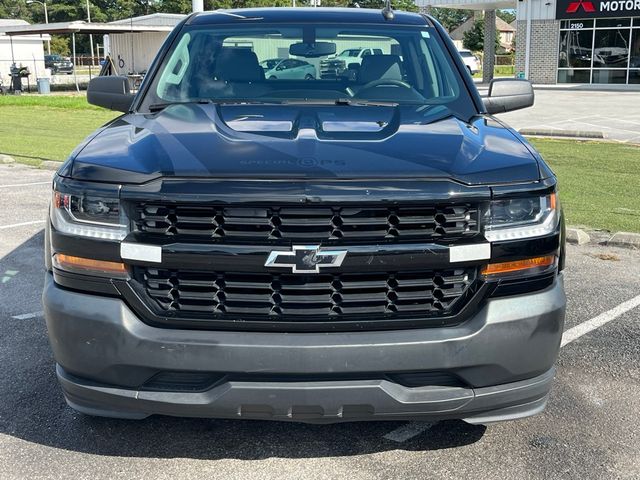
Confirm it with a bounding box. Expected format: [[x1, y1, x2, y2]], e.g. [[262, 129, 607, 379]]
[[473, 66, 516, 79], [0, 94, 119, 165], [1, 95, 638, 232], [530, 138, 640, 233]]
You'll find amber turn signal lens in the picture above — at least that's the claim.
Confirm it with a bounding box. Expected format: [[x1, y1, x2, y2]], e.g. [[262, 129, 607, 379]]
[[481, 255, 556, 276], [54, 254, 127, 277]]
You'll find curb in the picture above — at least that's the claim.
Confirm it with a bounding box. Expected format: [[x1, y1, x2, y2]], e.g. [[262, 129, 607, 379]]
[[519, 129, 605, 139], [607, 232, 640, 250], [41, 160, 62, 171], [568, 227, 640, 250], [566, 228, 590, 245]]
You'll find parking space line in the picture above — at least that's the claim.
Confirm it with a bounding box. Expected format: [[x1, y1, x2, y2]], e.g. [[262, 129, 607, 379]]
[[383, 294, 640, 442], [0, 182, 51, 188], [561, 293, 640, 347], [383, 422, 433, 443], [11, 311, 43, 320], [0, 220, 45, 230]]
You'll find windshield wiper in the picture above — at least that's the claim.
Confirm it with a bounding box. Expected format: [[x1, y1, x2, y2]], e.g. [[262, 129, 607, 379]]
[[281, 98, 398, 107], [334, 98, 398, 107]]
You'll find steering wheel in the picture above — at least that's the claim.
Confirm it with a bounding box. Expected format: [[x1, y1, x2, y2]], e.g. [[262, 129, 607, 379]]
[[355, 78, 412, 97]]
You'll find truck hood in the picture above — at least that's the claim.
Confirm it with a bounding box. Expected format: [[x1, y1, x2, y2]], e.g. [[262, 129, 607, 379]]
[[68, 103, 540, 185]]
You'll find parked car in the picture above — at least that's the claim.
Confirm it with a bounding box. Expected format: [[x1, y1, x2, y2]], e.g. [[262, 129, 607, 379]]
[[262, 58, 316, 79], [44, 54, 74, 75], [46, 8, 565, 425], [320, 47, 383, 78], [458, 49, 481, 75]]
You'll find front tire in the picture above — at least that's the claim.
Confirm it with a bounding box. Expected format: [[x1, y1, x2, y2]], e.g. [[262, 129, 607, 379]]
[[305, 74, 314, 80], [269, 75, 277, 80]]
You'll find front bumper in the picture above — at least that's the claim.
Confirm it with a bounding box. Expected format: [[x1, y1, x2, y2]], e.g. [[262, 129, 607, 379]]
[[44, 273, 566, 424]]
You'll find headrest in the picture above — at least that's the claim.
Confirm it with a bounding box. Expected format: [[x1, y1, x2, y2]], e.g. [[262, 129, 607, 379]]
[[358, 55, 403, 84], [214, 48, 264, 82]]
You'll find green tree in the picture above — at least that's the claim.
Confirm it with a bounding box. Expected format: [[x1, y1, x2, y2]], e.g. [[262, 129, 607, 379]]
[[430, 7, 472, 32], [158, 0, 192, 14], [50, 35, 71, 56], [462, 18, 500, 52], [0, 0, 34, 21]]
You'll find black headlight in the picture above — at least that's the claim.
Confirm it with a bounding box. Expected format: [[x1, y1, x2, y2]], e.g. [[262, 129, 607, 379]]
[[50, 182, 127, 240], [485, 193, 559, 241]]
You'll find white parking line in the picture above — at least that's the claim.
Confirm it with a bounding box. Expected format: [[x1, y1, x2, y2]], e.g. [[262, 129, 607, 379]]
[[0, 181, 50, 188], [384, 422, 433, 443], [0, 220, 45, 230], [561, 293, 640, 347], [11, 311, 43, 320]]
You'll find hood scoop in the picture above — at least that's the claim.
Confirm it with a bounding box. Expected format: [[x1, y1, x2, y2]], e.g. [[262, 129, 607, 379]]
[[218, 104, 399, 140]]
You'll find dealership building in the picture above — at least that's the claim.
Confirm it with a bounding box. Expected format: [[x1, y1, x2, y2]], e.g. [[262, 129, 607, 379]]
[[416, 0, 640, 85]]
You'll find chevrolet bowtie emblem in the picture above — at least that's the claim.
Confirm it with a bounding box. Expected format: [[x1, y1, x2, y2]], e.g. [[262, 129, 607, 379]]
[[265, 245, 347, 274]]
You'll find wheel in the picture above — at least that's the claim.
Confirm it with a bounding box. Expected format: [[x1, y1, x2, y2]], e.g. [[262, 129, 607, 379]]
[[269, 75, 277, 80], [467, 65, 472, 76], [304, 74, 315, 80]]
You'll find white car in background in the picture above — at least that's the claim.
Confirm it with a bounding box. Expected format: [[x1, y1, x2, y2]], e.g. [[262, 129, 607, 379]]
[[458, 49, 481, 75]]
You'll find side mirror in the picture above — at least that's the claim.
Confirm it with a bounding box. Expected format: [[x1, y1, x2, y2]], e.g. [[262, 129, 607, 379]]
[[483, 79, 534, 115], [87, 76, 134, 113]]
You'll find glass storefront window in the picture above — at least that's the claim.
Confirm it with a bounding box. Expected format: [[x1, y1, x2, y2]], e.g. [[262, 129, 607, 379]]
[[561, 19, 594, 29], [558, 69, 591, 83], [631, 30, 640, 69], [596, 18, 631, 28], [557, 17, 640, 84], [559, 30, 593, 68], [594, 28, 630, 68], [592, 69, 628, 83]]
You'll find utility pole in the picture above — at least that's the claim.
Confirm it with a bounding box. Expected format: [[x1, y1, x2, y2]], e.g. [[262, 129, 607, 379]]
[[26, 0, 50, 55], [87, 0, 95, 65]]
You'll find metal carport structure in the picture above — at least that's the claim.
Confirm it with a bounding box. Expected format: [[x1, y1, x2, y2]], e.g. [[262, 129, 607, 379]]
[[0, 21, 174, 92]]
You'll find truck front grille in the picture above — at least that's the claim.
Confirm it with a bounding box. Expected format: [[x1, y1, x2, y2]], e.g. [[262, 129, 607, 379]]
[[133, 203, 480, 244], [137, 267, 476, 322]]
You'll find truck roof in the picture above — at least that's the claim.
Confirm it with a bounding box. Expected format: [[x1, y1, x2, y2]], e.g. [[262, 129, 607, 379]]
[[188, 8, 431, 27]]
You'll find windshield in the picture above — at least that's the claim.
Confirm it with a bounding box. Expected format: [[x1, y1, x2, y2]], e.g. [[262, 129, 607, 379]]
[[140, 23, 473, 114]]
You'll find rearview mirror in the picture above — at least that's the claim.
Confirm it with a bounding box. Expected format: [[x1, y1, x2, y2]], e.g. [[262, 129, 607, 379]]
[[289, 42, 336, 58], [87, 76, 135, 113], [483, 79, 534, 114]]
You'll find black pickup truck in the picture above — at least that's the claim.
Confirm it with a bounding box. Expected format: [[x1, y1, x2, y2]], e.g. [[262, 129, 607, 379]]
[[44, 7, 566, 424]]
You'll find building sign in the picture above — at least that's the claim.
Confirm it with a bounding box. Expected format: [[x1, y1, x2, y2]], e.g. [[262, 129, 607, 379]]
[[556, 0, 640, 19]]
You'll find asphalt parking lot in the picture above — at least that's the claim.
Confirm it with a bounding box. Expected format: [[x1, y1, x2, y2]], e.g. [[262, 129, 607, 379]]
[[0, 163, 638, 480], [494, 89, 640, 144]]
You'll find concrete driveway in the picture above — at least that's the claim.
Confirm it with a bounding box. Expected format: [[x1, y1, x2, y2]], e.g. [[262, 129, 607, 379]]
[[493, 89, 640, 143]]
